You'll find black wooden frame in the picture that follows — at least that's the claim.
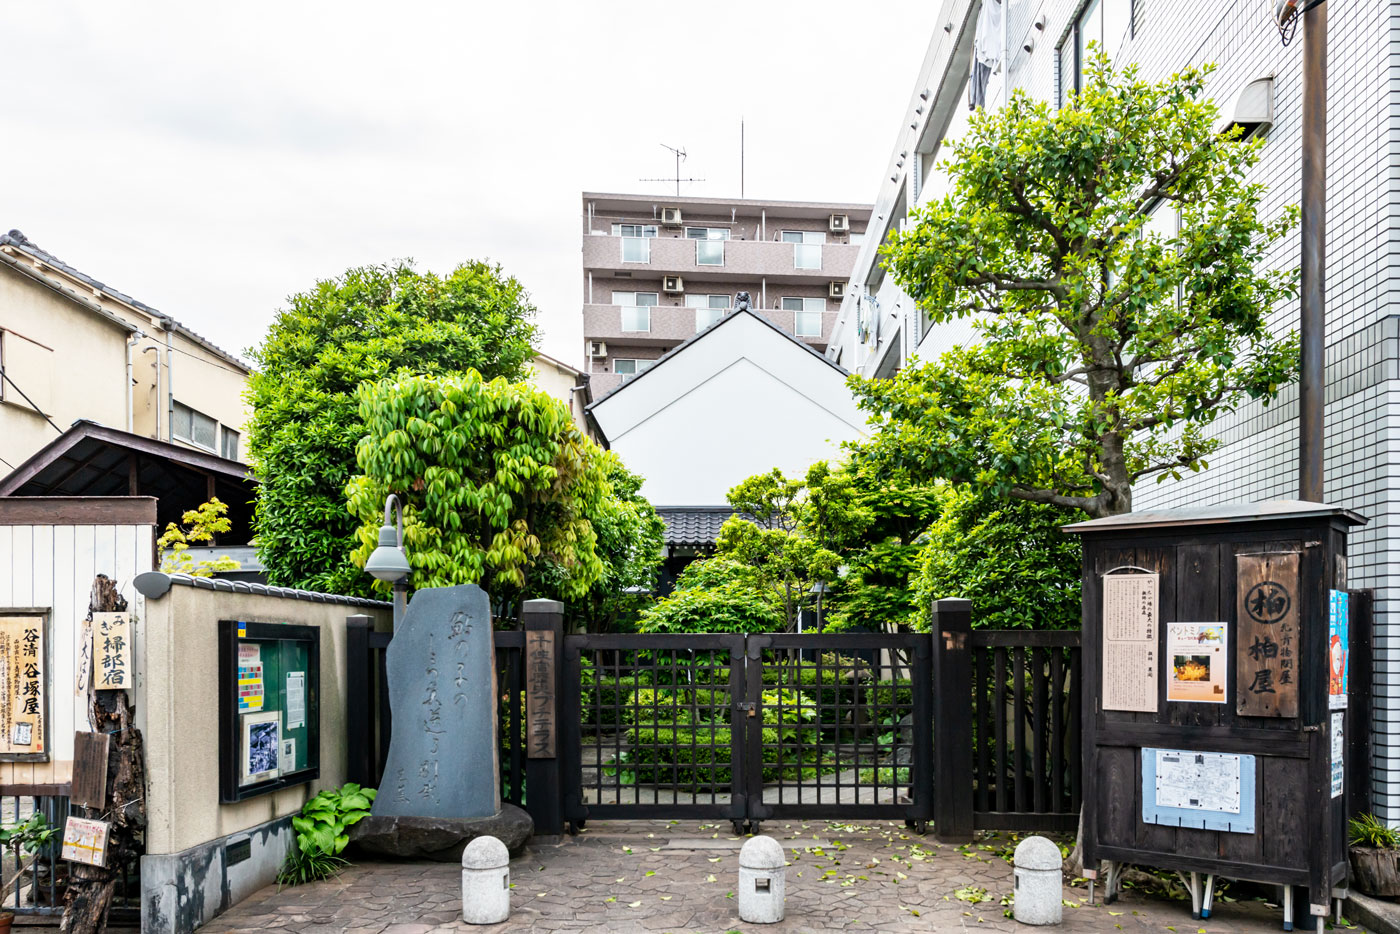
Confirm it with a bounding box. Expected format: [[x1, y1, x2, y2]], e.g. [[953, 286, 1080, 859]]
[[217, 620, 321, 803]]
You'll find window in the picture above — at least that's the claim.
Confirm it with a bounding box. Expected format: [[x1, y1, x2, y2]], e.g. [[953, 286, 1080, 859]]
[[694, 236, 725, 266], [782, 230, 825, 269], [221, 426, 240, 461], [1058, 0, 1132, 107], [684, 227, 730, 240], [612, 292, 657, 332], [684, 294, 730, 309], [782, 297, 826, 338], [172, 401, 218, 451], [613, 223, 657, 263], [614, 359, 657, 381]]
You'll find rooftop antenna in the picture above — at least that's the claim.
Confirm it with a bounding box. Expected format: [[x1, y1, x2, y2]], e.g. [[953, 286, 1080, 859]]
[[640, 143, 704, 196]]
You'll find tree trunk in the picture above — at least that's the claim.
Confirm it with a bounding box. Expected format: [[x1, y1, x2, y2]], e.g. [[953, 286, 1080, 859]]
[[62, 575, 146, 934]]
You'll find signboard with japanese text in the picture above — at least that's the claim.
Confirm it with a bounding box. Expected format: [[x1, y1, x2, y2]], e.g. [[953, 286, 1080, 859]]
[[1101, 573, 1159, 712], [61, 816, 109, 867], [92, 611, 132, 690], [526, 630, 556, 758], [1166, 623, 1228, 704], [0, 615, 46, 759], [1329, 589, 1349, 710], [1235, 553, 1299, 718]]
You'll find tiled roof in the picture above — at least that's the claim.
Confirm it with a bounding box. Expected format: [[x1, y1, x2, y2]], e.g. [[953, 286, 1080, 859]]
[[0, 229, 251, 372], [657, 506, 737, 547], [134, 571, 390, 608]]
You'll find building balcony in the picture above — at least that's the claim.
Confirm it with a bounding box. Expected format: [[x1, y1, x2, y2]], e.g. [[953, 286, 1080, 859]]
[[583, 304, 835, 350], [582, 234, 861, 282]]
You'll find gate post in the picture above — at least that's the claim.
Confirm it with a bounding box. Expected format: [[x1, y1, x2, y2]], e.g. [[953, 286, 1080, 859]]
[[345, 615, 375, 788], [931, 598, 974, 843], [522, 599, 565, 837]]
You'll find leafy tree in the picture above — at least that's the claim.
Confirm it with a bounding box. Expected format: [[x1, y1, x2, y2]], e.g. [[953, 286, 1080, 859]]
[[345, 372, 610, 607], [908, 485, 1081, 631], [157, 499, 241, 577], [246, 261, 537, 596], [856, 57, 1299, 518], [636, 558, 783, 634]]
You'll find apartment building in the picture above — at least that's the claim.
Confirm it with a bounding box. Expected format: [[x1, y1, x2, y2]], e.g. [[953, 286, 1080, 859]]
[[581, 193, 872, 397], [833, 0, 1400, 817], [0, 229, 250, 471]]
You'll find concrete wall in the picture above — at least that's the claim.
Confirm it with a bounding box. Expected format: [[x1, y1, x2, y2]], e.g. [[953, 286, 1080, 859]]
[[138, 579, 390, 930]]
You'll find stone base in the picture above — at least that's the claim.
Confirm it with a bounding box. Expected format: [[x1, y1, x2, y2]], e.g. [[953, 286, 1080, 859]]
[[348, 804, 534, 862]]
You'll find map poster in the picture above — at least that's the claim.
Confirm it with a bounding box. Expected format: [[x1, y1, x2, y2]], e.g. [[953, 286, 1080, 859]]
[[1167, 623, 1228, 704], [1102, 573, 1159, 712], [0, 616, 45, 757], [1155, 749, 1241, 813], [1331, 712, 1345, 798], [1329, 590, 1349, 710]]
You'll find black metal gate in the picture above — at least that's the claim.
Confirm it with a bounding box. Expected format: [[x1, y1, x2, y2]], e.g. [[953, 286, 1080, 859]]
[[561, 632, 932, 833]]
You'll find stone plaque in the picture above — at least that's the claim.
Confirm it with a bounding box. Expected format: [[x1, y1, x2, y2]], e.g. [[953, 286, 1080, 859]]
[[526, 631, 555, 758], [1236, 552, 1299, 718], [371, 585, 500, 820]]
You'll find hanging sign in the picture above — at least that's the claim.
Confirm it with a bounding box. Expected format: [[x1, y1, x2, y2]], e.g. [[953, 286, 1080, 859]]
[[1329, 590, 1349, 710], [1167, 623, 1228, 704], [1101, 573, 1159, 712], [61, 816, 110, 867], [93, 612, 132, 690], [0, 616, 45, 757], [1235, 553, 1299, 718]]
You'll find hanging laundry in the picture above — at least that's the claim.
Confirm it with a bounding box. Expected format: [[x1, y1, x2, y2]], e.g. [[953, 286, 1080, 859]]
[[968, 0, 1002, 111]]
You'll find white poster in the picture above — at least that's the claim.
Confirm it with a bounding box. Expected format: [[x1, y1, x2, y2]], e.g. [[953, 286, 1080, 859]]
[[1331, 712, 1345, 799], [1102, 573, 1159, 712], [285, 671, 306, 730], [1166, 623, 1228, 704], [1154, 750, 1241, 814]]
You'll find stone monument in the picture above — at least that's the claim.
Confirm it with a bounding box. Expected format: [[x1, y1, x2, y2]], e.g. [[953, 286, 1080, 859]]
[[350, 584, 532, 859]]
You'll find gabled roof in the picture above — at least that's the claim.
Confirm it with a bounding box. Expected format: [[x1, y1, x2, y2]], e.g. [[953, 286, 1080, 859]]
[[656, 506, 736, 548], [588, 308, 849, 409], [0, 229, 250, 372]]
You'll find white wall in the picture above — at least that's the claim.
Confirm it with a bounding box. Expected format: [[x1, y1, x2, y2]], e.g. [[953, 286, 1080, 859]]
[[591, 313, 868, 504]]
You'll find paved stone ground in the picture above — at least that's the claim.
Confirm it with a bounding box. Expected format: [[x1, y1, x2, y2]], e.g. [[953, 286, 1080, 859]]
[[199, 820, 1366, 934]]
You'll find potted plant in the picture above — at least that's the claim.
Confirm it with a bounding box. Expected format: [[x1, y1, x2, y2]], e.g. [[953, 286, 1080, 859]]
[[1349, 813, 1400, 896], [0, 812, 60, 930]]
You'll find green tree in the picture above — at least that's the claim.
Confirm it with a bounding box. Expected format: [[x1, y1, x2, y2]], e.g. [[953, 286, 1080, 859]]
[[909, 485, 1082, 632], [345, 372, 610, 608], [157, 498, 241, 577], [246, 261, 537, 596], [637, 557, 783, 634], [856, 56, 1298, 518]]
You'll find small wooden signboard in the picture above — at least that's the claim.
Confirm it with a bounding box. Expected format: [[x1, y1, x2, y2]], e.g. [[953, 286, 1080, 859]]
[[70, 731, 110, 809], [1235, 552, 1300, 718], [61, 816, 110, 868], [526, 630, 556, 758], [92, 612, 132, 690]]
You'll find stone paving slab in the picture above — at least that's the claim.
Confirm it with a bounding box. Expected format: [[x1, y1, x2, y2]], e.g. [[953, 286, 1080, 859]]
[[198, 820, 1371, 934]]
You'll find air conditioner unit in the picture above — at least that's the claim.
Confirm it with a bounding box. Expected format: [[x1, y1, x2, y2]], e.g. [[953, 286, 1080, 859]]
[[588, 341, 607, 358], [663, 276, 684, 293], [829, 213, 850, 233], [661, 207, 683, 226], [829, 281, 847, 299]]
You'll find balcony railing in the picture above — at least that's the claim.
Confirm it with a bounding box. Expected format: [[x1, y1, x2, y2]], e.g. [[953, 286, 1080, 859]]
[[583, 235, 858, 277]]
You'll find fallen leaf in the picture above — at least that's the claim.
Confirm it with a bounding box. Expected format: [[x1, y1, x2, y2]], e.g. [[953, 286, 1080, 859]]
[[628, 901, 641, 908]]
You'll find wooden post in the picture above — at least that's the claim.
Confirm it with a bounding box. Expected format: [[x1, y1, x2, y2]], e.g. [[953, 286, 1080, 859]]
[[345, 616, 375, 787], [931, 598, 974, 843], [63, 575, 147, 934], [522, 600, 564, 837]]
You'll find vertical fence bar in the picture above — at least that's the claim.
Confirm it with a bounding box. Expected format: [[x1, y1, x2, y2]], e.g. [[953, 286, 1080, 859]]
[[1068, 645, 1082, 810], [1013, 646, 1028, 813], [523, 599, 565, 836], [345, 615, 374, 787], [975, 647, 990, 812], [1050, 648, 1065, 812], [994, 646, 1008, 814], [1032, 646, 1047, 813], [375, 644, 392, 784], [931, 598, 973, 843]]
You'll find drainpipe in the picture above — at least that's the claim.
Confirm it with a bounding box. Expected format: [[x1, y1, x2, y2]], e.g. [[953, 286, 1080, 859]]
[[163, 319, 174, 442], [125, 329, 145, 433], [143, 345, 160, 439]]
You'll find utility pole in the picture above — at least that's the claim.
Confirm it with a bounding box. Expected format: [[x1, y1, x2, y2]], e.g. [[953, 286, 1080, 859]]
[[1298, 1, 1327, 502]]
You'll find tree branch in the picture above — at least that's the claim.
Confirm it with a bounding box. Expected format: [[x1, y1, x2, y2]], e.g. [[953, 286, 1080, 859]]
[[1008, 486, 1102, 513]]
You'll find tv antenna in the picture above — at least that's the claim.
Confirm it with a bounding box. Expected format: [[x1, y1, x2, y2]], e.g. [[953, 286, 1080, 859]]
[[640, 143, 704, 196]]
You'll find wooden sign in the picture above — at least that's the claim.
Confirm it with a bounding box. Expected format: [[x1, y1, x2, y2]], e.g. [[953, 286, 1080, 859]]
[[525, 630, 556, 758], [1236, 552, 1300, 718], [0, 616, 46, 757], [93, 612, 132, 690], [71, 731, 110, 808], [61, 816, 110, 867]]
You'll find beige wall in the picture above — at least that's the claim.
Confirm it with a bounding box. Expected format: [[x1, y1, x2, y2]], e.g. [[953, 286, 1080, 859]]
[[0, 264, 130, 470], [141, 584, 390, 856], [0, 244, 251, 470], [528, 353, 595, 440]]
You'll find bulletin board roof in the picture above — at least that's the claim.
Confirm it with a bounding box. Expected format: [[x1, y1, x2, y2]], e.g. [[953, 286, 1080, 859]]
[[1061, 499, 1366, 535]]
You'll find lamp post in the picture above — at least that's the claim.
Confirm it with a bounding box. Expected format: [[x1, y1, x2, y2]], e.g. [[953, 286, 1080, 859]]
[[364, 494, 411, 631]]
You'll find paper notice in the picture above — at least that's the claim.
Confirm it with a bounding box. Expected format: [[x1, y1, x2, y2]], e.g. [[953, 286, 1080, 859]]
[[285, 671, 306, 730], [1331, 712, 1345, 798], [237, 643, 264, 712], [1167, 623, 1228, 704], [1102, 573, 1159, 712]]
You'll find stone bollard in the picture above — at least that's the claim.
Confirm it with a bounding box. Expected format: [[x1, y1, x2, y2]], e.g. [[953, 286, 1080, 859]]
[[462, 835, 510, 925], [1013, 836, 1063, 925], [738, 835, 786, 924]]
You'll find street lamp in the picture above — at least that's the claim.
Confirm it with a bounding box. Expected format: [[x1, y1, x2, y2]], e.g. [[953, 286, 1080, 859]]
[[365, 494, 410, 630]]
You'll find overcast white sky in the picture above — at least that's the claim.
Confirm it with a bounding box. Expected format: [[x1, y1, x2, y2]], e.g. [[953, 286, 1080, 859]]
[[1, 2, 932, 367]]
